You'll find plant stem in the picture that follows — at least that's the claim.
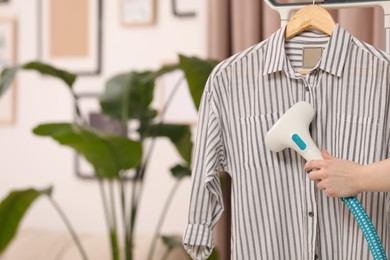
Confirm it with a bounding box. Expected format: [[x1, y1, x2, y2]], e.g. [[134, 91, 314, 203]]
[[134, 140, 155, 202], [46, 196, 89, 260], [120, 179, 131, 260], [70, 89, 87, 125], [127, 76, 185, 260], [133, 74, 184, 199], [129, 168, 141, 260], [98, 180, 112, 229], [98, 180, 119, 260], [110, 229, 120, 260], [117, 82, 131, 260], [108, 181, 120, 260], [135, 75, 184, 203], [146, 180, 181, 260], [158, 76, 184, 120], [108, 181, 118, 236]]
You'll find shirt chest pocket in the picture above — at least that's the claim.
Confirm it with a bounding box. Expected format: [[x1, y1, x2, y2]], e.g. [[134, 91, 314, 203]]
[[238, 113, 281, 170], [334, 113, 380, 161]]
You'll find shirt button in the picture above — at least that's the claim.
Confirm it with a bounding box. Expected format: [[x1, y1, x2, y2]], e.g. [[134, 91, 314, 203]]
[[308, 211, 314, 217]]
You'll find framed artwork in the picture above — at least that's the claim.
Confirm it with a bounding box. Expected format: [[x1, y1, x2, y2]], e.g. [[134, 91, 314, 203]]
[[74, 93, 135, 180], [121, 0, 156, 25], [38, 0, 103, 75], [172, 0, 196, 17], [0, 19, 17, 125], [155, 69, 197, 125]]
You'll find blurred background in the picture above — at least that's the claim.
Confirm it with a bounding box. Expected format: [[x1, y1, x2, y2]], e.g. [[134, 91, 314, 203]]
[[0, 0, 386, 259]]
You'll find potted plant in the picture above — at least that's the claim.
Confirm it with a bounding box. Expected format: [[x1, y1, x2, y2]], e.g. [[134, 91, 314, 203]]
[[0, 55, 218, 260]]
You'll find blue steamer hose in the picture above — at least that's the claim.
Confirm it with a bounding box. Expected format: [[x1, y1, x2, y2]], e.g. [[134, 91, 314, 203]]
[[341, 196, 387, 260]]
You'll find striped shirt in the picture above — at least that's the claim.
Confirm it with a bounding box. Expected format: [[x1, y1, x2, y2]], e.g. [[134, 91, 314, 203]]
[[183, 24, 390, 260]]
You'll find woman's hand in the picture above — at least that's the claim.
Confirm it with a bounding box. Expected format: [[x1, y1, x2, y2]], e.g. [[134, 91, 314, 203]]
[[304, 150, 365, 197]]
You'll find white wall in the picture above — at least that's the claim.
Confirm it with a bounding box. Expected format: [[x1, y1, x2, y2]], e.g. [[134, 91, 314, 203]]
[[0, 0, 207, 252]]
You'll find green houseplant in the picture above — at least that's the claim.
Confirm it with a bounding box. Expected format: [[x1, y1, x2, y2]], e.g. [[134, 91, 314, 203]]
[[0, 55, 219, 260]]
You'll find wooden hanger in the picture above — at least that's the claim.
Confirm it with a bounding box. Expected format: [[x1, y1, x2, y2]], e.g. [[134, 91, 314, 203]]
[[285, 4, 336, 40]]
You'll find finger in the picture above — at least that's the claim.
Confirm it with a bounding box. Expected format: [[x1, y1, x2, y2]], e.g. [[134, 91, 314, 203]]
[[316, 180, 326, 190], [308, 170, 323, 181], [325, 189, 338, 198], [322, 149, 334, 160], [304, 160, 324, 171]]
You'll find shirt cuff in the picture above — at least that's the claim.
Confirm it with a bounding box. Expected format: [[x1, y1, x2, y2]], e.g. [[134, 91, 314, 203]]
[[182, 224, 214, 260]]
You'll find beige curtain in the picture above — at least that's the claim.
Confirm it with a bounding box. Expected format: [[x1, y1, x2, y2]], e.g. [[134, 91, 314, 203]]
[[208, 2, 386, 259], [208, 1, 386, 61]]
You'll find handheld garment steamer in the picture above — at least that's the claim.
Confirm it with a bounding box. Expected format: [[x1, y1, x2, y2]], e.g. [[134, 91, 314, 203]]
[[265, 101, 387, 260]]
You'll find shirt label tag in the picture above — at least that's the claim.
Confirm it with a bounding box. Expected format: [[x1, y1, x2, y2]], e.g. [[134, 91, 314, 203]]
[[302, 47, 323, 69]]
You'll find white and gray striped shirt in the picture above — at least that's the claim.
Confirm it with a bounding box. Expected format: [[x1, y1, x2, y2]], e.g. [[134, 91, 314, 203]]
[[183, 24, 390, 260]]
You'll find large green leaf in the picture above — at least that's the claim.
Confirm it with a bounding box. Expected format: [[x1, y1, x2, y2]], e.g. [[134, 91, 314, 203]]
[[142, 63, 180, 83], [0, 67, 19, 98], [100, 71, 156, 123], [209, 249, 219, 260], [146, 124, 192, 164], [170, 164, 191, 180], [33, 123, 142, 179], [161, 235, 182, 250], [0, 187, 52, 253], [178, 55, 218, 110], [0, 62, 76, 101], [23, 62, 76, 88], [161, 235, 191, 260]]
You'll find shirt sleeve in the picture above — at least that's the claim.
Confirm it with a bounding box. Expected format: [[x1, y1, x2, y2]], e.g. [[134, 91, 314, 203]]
[[182, 77, 226, 260]]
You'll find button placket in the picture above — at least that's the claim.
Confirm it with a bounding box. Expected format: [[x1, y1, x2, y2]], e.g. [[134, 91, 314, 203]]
[[295, 73, 318, 260], [306, 190, 318, 260], [301, 79, 312, 102]]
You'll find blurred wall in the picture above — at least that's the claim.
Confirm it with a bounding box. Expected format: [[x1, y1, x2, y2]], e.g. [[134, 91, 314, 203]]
[[0, 0, 206, 250]]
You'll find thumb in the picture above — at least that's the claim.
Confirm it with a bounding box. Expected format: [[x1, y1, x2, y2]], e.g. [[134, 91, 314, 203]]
[[322, 149, 333, 160]]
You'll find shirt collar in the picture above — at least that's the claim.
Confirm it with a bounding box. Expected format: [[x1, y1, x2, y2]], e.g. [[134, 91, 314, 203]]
[[263, 24, 352, 77]]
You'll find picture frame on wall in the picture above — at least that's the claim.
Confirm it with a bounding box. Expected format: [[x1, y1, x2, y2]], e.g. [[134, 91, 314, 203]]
[[38, 0, 102, 75], [0, 19, 17, 125], [172, 0, 196, 17], [121, 0, 156, 25]]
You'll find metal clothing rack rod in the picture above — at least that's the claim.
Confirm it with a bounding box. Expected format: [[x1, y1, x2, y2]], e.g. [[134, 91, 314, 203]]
[[264, 0, 390, 53]]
